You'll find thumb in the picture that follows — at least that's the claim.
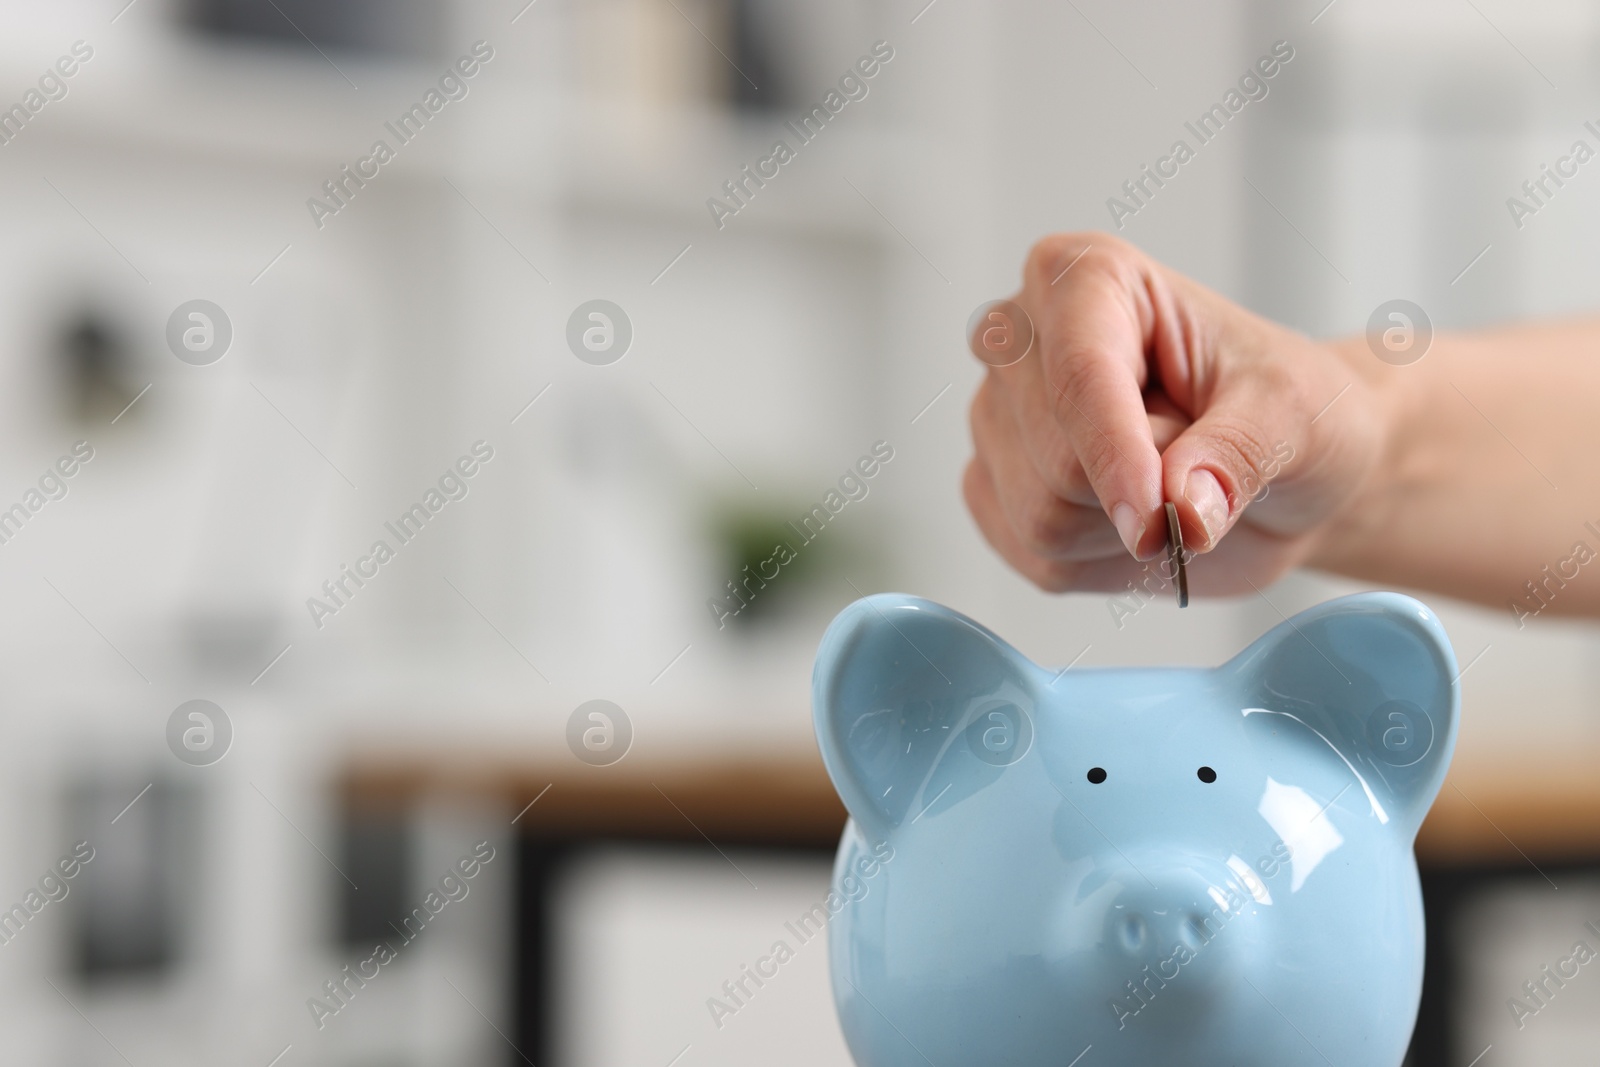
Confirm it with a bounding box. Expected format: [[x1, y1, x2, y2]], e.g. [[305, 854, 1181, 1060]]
[[1160, 389, 1298, 554]]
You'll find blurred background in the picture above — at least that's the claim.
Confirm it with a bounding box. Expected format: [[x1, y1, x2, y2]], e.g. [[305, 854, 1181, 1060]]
[[0, 0, 1596, 1063]]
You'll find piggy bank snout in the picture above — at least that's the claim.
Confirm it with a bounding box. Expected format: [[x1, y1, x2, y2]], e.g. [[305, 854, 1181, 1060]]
[[1107, 898, 1205, 961], [1102, 863, 1252, 961]]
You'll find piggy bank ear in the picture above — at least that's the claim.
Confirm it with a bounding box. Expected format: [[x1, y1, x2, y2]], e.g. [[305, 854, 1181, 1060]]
[[1227, 591, 1459, 837], [813, 594, 1038, 838]]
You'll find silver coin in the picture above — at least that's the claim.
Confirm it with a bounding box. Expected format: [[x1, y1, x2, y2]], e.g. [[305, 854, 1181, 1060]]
[[1165, 502, 1188, 608]]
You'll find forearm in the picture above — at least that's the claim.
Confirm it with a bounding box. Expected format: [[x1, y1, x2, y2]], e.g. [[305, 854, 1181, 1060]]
[[1311, 321, 1600, 618]]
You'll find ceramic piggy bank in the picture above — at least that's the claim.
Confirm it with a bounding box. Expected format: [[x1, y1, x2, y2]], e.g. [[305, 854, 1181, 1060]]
[[812, 591, 1458, 1067]]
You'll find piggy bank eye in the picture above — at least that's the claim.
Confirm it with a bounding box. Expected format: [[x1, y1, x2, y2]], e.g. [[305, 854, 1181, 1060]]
[[1086, 767, 1107, 784], [1197, 766, 1217, 783]]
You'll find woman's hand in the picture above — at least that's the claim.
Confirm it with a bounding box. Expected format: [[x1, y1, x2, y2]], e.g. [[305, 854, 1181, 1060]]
[[963, 232, 1392, 596]]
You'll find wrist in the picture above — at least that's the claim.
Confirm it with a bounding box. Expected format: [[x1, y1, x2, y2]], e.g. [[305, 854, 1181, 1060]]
[[1302, 335, 1414, 575]]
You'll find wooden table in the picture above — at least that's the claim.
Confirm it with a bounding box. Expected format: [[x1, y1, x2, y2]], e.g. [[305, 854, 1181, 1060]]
[[342, 747, 1600, 863]]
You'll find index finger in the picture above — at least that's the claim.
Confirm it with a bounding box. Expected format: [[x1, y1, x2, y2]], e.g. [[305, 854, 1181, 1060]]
[[1025, 235, 1168, 560]]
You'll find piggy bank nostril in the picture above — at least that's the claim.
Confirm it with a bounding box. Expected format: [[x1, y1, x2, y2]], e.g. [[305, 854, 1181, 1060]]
[[1179, 913, 1207, 951], [1117, 913, 1147, 953]]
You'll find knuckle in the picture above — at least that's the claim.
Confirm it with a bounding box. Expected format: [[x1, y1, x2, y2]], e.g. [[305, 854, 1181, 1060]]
[[960, 459, 987, 512], [1021, 553, 1082, 593], [1027, 232, 1139, 288], [1025, 234, 1080, 282], [1013, 494, 1075, 557], [1026, 232, 1116, 286], [1078, 239, 1138, 277], [1033, 564, 1077, 593], [1253, 360, 1302, 405]]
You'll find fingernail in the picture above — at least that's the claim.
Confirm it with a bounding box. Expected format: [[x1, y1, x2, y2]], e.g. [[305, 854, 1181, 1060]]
[[1184, 469, 1229, 548], [1111, 503, 1144, 558]]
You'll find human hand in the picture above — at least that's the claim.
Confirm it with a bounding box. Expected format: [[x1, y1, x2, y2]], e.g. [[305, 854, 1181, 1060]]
[[963, 233, 1390, 596]]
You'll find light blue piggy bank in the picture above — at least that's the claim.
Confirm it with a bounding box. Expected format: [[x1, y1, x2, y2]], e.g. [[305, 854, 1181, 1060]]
[[812, 591, 1458, 1067]]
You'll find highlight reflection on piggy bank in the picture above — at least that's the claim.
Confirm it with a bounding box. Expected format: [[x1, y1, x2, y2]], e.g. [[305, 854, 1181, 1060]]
[[812, 592, 1457, 1067]]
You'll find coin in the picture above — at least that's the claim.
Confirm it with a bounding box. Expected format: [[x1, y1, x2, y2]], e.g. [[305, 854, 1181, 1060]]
[[1165, 501, 1189, 608]]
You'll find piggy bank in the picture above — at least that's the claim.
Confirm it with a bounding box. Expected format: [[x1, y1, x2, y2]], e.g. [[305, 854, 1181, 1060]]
[[812, 591, 1457, 1067]]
